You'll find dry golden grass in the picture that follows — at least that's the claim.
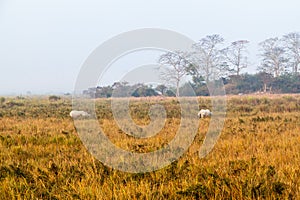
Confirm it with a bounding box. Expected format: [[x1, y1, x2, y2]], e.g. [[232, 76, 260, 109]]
[[0, 95, 299, 199]]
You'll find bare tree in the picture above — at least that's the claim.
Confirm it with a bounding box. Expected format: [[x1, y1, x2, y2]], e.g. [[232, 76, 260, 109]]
[[283, 32, 300, 74], [258, 37, 288, 77], [158, 51, 191, 97], [191, 34, 227, 83], [223, 40, 249, 76]]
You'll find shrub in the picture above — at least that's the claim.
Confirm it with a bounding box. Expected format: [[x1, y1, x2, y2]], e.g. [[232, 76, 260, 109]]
[[49, 95, 61, 101], [0, 97, 5, 104]]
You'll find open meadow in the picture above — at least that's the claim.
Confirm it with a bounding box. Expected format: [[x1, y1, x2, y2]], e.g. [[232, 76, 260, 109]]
[[0, 95, 300, 199]]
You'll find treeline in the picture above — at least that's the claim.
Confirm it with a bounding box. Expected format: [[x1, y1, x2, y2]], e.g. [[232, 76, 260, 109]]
[[83, 32, 300, 97], [83, 82, 172, 98], [83, 72, 300, 97]]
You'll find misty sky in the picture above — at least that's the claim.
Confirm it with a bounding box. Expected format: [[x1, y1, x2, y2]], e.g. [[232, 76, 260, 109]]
[[0, 0, 299, 95]]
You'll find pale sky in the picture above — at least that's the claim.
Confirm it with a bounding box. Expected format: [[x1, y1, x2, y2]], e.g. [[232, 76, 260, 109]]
[[0, 0, 299, 95]]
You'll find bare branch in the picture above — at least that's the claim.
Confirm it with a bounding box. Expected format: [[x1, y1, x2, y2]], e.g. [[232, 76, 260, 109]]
[[223, 40, 249, 76], [283, 32, 300, 74], [158, 50, 191, 97], [258, 37, 288, 77], [191, 34, 226, 82]]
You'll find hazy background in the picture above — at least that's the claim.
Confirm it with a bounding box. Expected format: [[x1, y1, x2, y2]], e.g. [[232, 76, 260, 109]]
[[0, 0, 299, 95]]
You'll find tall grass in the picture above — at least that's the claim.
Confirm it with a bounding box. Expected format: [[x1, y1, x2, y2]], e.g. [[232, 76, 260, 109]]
[[0, 95, 300, 199]]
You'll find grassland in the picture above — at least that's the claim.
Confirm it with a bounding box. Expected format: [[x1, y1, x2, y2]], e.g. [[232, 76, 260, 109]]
[[0, 94, 300, 199]]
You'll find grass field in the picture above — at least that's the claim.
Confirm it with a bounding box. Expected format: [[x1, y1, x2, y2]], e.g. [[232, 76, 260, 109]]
[[0, 94, 300, 199]]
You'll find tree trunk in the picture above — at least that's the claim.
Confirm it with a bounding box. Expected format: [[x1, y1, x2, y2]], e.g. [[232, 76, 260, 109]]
[[176, 81, 180, 97], [263, 83, 267, 93]]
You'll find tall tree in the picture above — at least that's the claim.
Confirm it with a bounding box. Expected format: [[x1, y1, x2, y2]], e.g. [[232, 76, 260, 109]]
[[191, 34, 227, 83], [158, 51, 191, 97], [223, 40, 249, 76], [283, 32, 300, 74], [258, 37, 288, 77]]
